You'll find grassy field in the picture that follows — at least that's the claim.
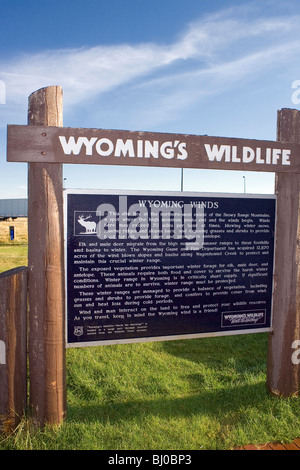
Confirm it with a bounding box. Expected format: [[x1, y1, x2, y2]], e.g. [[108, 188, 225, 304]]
[[1, 334, 299, 450], [0, 234, 299, 450], [0, 245, 28, 273], [0, 218, 28, 272], [0, 217, 28, 245]]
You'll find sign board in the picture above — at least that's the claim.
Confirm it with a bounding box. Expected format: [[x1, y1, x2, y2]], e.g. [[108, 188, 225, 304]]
[[64, 190, 276, 347], [7, 124, 300, 173]]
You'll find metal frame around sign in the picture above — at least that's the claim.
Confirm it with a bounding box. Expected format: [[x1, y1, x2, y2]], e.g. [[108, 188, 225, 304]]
[[64, 189, 276, 348]]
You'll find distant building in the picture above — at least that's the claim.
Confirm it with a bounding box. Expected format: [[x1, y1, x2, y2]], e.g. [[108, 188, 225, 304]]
[[0, 199, 28, 220]]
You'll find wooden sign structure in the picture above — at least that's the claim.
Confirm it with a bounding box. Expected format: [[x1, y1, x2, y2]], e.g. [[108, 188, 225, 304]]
[[7, 123, 300, 173], [26, 87, 66, 427], [6, 85, 300, 427], [267, 110, 300, 397], [0, 267, 27, 432]]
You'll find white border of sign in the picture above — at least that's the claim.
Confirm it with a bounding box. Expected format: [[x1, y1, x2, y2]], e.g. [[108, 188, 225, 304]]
[[64, 189, 276, 348]]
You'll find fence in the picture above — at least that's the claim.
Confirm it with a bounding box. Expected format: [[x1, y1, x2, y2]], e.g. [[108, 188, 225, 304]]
[[0, 267, 27, 433]]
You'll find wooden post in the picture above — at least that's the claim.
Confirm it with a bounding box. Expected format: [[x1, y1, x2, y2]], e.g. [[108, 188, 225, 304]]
[[27, 86, 66, 426], [267, 108, 300, 396], [0, 267, 27, 433]]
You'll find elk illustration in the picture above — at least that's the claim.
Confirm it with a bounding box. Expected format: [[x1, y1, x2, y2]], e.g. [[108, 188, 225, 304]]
[[78, 214, 97, 233]]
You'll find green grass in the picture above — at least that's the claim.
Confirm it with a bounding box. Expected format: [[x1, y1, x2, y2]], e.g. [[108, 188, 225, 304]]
[[0, 244, 28, 273], [0, 245, 299, 450], [0, 334, 299, 450]]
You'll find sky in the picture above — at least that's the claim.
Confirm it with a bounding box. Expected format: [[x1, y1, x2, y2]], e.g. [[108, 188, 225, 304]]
[[1, 0, 300, 199]]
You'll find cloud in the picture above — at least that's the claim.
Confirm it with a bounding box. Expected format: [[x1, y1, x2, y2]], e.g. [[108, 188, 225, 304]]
[[136, 39, 300, 111], [1, 4, 300, 124], [2, 44, 173, 105]]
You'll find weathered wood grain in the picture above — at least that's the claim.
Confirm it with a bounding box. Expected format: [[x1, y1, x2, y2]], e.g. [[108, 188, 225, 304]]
[[7, 124, 300, 173], [27, 86, 66, 426], [267, 109, 300, 396], [0, 267, 27, 433]]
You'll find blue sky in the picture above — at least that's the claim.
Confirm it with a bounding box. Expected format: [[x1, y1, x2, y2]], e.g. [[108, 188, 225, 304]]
[[1, 0, 300, 198]]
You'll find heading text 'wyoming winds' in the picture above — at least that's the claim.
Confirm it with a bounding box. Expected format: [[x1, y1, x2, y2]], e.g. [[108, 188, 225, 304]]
[[96, 196, 205, 250]]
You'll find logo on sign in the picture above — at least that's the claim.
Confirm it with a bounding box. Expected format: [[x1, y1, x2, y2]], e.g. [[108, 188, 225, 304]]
[[74, 326, 84, 337], [74, 211, 97, 235], [78, 214, 97, 233]]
